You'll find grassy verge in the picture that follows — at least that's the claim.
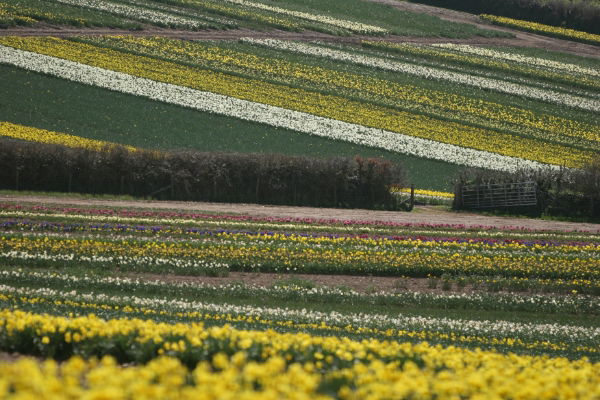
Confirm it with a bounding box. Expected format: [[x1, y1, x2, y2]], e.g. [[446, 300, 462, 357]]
[[462, 207, 600, 224]]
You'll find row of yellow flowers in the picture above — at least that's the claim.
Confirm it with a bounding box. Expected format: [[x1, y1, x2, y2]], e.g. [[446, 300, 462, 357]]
[[5, 231, 599, 255], [0, 36, 593, 168], [2, 235, 598, 279], [0, 121, 137, 152], [0, 309, 598, 399], [389, 187, 454, 199], [481, 14, 600, 46], [84, 35, 600, 150], [2, 293, 593, 356]]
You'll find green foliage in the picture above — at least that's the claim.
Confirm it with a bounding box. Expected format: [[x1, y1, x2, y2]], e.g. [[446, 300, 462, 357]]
[[0, 138, 407, 209]]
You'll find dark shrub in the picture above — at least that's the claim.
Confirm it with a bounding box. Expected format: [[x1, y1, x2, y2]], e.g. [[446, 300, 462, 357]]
[[0, 138, 407, 210]]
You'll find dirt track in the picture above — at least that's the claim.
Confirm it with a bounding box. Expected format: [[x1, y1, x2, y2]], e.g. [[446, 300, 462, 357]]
[[2, 194, 600, 233], [0, 0, 599, 59]]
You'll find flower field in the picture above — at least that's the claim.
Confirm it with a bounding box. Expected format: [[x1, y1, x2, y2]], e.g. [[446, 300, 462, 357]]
[[1, 309, 600, 399], [0, 0, 503, 37], [0, 200, 599, 398], [1, 0, 600, 396], [0, 34, 598, 191]]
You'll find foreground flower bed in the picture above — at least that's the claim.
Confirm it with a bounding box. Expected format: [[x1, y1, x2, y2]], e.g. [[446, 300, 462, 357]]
[[1, 352, 598, 400], [0, 309, 598, 400], [1, 286, 597, 359], [0, 199, 598, 397]]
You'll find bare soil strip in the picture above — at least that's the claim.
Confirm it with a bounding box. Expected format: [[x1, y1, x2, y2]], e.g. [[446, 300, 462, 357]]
[[2, 194, 600, 232], [136, 271, 548, 296], [141, 271, 426, 294]]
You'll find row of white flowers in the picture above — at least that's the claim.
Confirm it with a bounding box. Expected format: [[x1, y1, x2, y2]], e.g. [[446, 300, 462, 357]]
[[2, 210, 597, 241], [369, 43, 600, 100], [0, 281, 597, 344], [407, 46, 600, 101], [0, 251, 230, 272], [431, 43, 600, 79], [221, 0, 387, 34], [0, 45, 554, 172], [244, 38, 600, 112], [55, 0, 208, 29]]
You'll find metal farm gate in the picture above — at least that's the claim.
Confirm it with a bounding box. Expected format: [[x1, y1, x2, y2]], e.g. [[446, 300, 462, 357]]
[[460, 181, 537, 209]]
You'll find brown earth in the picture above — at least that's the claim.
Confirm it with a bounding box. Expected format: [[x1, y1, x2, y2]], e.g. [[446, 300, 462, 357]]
[[2, 193, 600, 233], [136, 271, 536, 296], [139, 271, 431, 294]]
